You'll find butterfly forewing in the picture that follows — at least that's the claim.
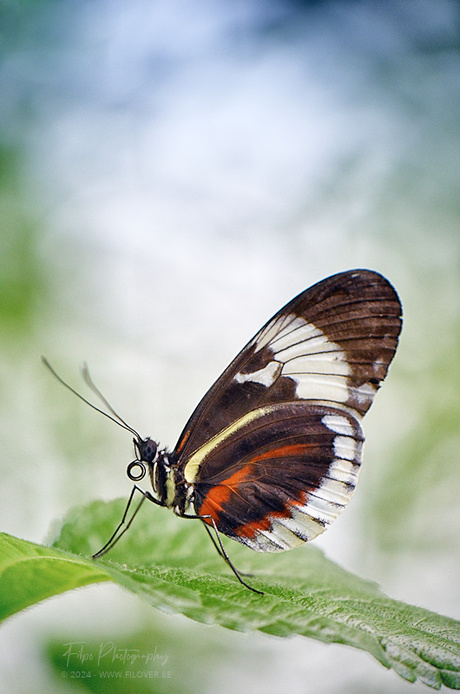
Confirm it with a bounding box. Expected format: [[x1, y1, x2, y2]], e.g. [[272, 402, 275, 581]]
[[173, 269, 402, 552], [175, 270, 402, 458]]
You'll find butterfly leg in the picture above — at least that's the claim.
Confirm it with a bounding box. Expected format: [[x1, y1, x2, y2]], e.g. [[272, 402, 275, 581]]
[[93, 485, 161, 559], [200, 518, 225, 556], [200, 521, 256, 579], [182, 512, 264, 595]]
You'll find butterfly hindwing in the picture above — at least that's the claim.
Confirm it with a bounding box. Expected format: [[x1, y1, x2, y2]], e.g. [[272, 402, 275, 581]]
[[183, 402, 364, 551]]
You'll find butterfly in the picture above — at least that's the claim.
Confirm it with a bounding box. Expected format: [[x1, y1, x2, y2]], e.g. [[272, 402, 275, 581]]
[[44, 269, 402, 594]]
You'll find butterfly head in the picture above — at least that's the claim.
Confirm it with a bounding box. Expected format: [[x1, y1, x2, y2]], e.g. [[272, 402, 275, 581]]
[[127, 437, 158, 481], [128, 437, 176, 508]]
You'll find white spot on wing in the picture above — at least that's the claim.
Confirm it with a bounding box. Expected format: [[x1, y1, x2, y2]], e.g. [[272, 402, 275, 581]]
[[298, 495, 340, 523], [333, 435, 357, 461], [355, 381, 376, 406], [322, 414, 356, 436], [234, 360, 281, 387], [273, 515, 310, 541], [239, 532, 285, 553], [287, 374, 350, 402], [323, 432, 362, 499], [314, 478, 354, 505], [288, 511, 327, 541], [328, 456, 360, 485], [259, 527, 298, 551]]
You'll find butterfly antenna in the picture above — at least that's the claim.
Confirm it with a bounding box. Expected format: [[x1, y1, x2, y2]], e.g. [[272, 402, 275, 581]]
[[81, 362, 141, 439], [41, 356, 141, 440]]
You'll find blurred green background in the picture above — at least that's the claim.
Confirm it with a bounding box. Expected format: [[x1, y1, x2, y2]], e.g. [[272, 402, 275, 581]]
[[1, 1, 459, 692]]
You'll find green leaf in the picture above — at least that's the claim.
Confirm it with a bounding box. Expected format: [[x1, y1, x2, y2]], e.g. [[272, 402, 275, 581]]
[[1, 498, 459, 690], [0, 532, 110, 623]]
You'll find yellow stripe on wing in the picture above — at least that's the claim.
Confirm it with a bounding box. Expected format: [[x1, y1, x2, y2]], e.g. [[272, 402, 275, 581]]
[[183, 405, 278, 484]]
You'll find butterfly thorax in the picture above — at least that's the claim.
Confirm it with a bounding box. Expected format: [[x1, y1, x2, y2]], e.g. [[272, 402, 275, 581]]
[[150, 452, 176, 508]]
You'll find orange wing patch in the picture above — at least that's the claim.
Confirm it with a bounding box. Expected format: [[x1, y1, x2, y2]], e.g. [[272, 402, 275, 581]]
[[199, 465, 253, 524], [198, 443, 314, 536]]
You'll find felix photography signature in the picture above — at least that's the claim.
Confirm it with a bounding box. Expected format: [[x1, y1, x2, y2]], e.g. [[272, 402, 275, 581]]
[[62, 641, 169, 668]]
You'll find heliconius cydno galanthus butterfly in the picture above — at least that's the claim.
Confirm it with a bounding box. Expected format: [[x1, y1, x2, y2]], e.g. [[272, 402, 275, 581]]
[[44, 269, 402, 594]]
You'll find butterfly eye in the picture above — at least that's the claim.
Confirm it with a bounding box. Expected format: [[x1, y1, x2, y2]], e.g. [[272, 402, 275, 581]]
[[127, 460, 146, 481], [136, 438, 158, 463]]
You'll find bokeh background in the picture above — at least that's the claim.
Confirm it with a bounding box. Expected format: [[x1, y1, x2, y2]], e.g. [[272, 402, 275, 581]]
[[1, 1, 459, 692]]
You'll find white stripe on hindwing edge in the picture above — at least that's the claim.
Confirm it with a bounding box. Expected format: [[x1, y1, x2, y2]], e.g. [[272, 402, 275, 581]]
[[290, 413, 362, 538], [238, 412, 363, 553], [234, 314, 353, 405]]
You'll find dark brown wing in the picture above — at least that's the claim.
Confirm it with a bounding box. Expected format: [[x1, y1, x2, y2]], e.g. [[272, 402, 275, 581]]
[[173, 269, 402, 462], [182, 402, 364, 551]]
